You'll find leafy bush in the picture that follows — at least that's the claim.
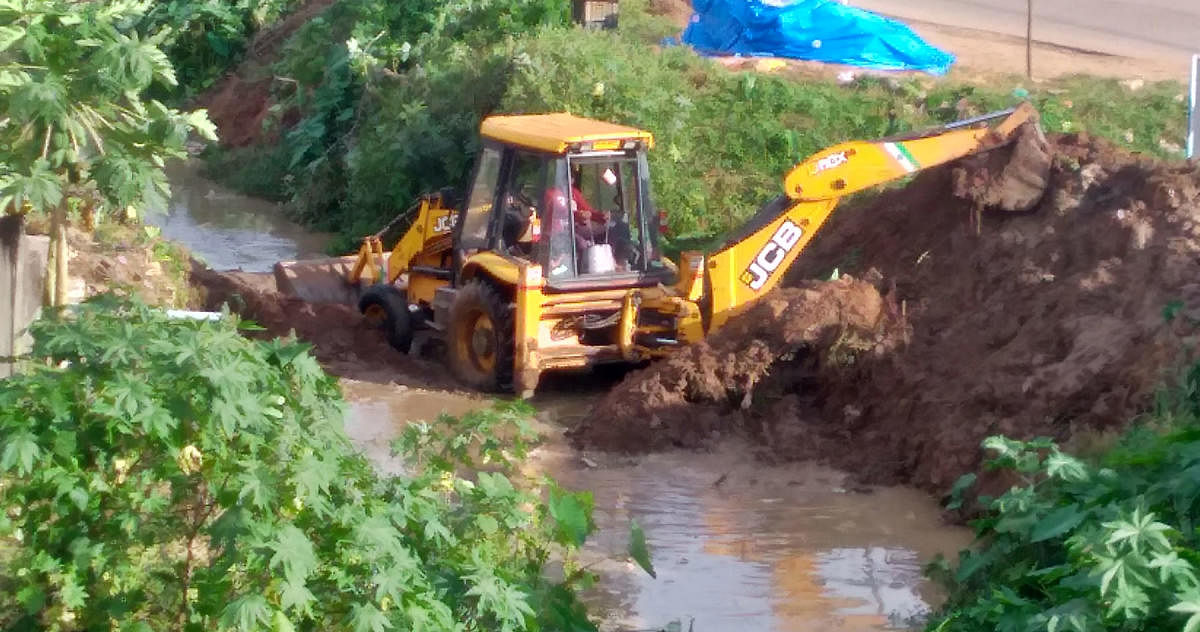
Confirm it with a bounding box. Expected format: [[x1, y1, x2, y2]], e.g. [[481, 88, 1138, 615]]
[[138, 0, 306, 98], [927, 417, 1200, 631], [0, 298, 600, 631], [254, 0, 570, 243], [0, 0, 215, 218]]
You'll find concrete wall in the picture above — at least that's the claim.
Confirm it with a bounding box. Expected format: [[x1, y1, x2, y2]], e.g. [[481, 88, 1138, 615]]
[[0, 215, 48, 378]]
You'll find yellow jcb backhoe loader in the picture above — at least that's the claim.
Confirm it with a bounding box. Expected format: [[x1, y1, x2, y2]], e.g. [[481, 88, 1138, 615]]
[[274, 103, 1049, 396]]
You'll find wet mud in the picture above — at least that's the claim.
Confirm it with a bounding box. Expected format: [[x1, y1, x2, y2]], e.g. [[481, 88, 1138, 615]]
[[573, 277, 908, 452], [191, 264, 453, 386]]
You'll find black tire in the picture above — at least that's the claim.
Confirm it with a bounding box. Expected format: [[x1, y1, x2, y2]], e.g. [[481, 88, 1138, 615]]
[[447, 280, 514, 392], [358, 284, 413, 353]]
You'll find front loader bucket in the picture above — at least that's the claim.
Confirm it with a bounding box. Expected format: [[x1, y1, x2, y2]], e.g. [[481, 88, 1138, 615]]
[[273, 255, 363, 305]]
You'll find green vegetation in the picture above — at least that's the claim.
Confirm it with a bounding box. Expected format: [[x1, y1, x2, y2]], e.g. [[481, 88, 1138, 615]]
[[0, 0, 216, 306], [0, 0, 215, 219], [139, 0, 305, 98], [0, 298, 604, 631], [926, 359, 1200, 632], [201, 0, 1188, 251]]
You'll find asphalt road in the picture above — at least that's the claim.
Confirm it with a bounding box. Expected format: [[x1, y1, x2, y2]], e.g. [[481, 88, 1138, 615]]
[[850, 0, 1200, 61]]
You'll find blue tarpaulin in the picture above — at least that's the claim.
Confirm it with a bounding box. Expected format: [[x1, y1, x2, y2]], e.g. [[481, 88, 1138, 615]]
[[680, 0, 955, 75]]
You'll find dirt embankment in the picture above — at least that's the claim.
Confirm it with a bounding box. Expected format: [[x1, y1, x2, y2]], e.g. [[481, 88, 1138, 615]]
[[576, 133, 1200, 492], [190, 265, 451, 386], [194, 0, 336, 148], [573, 277, 908, 451]]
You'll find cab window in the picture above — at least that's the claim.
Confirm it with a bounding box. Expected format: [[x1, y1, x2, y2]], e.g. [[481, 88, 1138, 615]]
[[498, 151, 548, 256], [459, 146, 502, 249], [567, 155, 648, 275]]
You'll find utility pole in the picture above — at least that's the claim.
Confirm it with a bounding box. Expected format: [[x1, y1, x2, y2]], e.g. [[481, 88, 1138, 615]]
[[1026, 0, 1033, 79]]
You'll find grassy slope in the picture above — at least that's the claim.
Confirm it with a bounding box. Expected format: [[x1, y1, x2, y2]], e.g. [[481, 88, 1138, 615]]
[[201, 0, 1189, 251]]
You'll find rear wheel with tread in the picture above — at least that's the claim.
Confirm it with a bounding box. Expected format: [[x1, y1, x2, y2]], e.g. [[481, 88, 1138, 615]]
[[358, 284, 413, 353], [447, 280, 514, 392]]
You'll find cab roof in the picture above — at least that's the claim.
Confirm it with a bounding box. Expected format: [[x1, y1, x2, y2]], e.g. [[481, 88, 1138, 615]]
[[479, 113, 654, 154]]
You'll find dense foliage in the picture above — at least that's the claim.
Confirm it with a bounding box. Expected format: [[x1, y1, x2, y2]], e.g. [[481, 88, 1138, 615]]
[[203, 0, 1189, 251], [138, 0, 304, 98], [0, 0, 215, 218], [0, 298, 602, 631], [203, 0, 573, 249], [927, 365, 1200, 632]]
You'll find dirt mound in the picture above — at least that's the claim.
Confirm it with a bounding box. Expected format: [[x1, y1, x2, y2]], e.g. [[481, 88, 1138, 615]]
[[190, 264, 451, 386], [572, 277, 908, 450], [782, 134, 1200, 490], [577, 133, 1200, 493]]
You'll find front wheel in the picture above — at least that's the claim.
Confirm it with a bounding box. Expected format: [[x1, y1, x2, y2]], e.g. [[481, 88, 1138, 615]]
[[447, 280, 514, 392], [358, 284, 413, 353]]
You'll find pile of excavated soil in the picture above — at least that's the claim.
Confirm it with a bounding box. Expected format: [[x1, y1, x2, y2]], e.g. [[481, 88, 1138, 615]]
[[577, 133, 1200, 493], [572, 277, 908, 450], [190, 264, 451, 386]]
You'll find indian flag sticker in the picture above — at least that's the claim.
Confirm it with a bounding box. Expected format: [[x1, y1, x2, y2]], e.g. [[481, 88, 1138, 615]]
[[884, 142, 920, 173]]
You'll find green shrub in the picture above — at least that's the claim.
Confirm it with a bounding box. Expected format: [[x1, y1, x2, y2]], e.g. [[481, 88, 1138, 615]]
[[927, 411, 1200, 631], [259, 0, 571, 237], [139, 0, 307, 98], [0, 298, 600, 631]]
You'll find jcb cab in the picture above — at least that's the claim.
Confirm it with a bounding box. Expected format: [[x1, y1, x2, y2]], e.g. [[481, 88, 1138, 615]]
[[274, 105, 1048, 396]]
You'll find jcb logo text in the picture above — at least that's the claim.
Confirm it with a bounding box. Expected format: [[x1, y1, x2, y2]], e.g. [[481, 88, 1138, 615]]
[[810, 151, 848, 175], [433, 214, 457, 233], [740, 220, 804, 290]]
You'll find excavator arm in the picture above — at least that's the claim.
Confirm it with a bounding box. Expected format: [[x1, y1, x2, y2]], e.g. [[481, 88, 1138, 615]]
[[699, 102, 1042, 331]]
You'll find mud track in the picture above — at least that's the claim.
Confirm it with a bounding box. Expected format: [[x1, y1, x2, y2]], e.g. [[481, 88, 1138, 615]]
[[190, 265, 453, 387]]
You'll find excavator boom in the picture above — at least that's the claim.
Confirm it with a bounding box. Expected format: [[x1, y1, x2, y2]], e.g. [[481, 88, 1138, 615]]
[[699, 103, 1046, 330]]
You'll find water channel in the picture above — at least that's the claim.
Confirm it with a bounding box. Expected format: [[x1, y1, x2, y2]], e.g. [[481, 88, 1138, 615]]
[[161, 162, 972, 631]]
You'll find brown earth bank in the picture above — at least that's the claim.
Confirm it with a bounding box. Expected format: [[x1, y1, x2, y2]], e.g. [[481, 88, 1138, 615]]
[[189, 265, 453, 387], [575, 133, 1200, 493], [193, 0, 336, 148], [33, 221, 197, 309], [570, 277, 908, 451]]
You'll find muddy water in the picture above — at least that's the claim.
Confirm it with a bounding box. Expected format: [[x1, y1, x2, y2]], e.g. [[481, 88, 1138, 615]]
[[165, 164, 972, 631], [341, 380, 972, 631], [149, 161, 331, 272]]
